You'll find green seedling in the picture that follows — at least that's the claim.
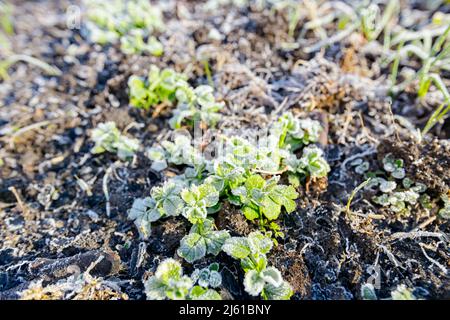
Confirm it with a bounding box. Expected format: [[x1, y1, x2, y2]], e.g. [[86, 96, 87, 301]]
[[144, 258, 193, 300], [84, 0, 164, 55], [271, 112, 322, 150], [128, 65, 190, 110], [169, 85, 224, 129], [223, 231, 293, 300], [90, 122, 139, 161], [128, 180, 185, 239], [367, 154, 431, 216], [144, 259, 222, 300], [290, 145, 331, 179], [230, 174, 298, 233], [189, 263, 222, 300], [178, 218, 230, 263]]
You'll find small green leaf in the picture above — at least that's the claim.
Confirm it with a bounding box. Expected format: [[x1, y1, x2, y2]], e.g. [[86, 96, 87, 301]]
[[177, 233, 207, 263], [261, 267, 283, 287], [189, 286, 221, 300], [242, 205, 260, 220], [222, 237, 251, 260], [248, 231, 273, 255], [243, 270, 266, 296], [204, 229, 230, 256], [262, 281, 293, 300]]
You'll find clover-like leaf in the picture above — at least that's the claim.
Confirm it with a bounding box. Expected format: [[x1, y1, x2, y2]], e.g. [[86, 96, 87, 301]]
[[189, 286, 221, 300], [296, 145, 330, 179], [144, 258, 193, 300], [248, 231, 273, 255], [151, 181, 184, 217], [203, 229, 230, 256], [243, 270, 266, 296], [262, 280, 293, 300], [128, 197, 162, 239], [261, 267, 283, 287], [91, 122, 139, 161], [222, 237, 251, 260], [177, 233, 207, 264], [178, 220, 229, 263], [181, 183, 219, 224]]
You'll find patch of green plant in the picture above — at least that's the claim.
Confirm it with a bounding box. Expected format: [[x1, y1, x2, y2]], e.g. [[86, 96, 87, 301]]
[[129, 109, 327, 299], [144, 259, 222, 300], [83, 0, 164, 56], [189, 263, 223, 300], [137, 112, 330, 242], [180, 182, 220, 224], [160, 134, 204, 167], [366, 154, 433, 216], [223, 231, 293, 300], [271, 112, 322, 150], [178, 183, 230, 263], [302, 0, 398, 53], [169, 85, 225, 129], [230, 174, 298, 236], [128, 181, 184, 239], [387, 25, 450, 135], [291, 145, 331, 179], [90, 121, 139, 161], [128, 65, 190, 110], [128, 66, 224, 128]]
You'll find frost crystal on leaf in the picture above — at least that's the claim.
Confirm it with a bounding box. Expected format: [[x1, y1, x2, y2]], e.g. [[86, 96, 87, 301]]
[[91, 122, 139, 161]]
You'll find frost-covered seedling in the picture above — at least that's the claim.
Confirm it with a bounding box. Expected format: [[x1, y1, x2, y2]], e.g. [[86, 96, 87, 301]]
[[144, 258, 193, 300], [177, 183, 230, 262], [180, 182, 220, 224], [218, 136, 267, 173], [128, 66, 190, 110], [189, 263, 223, 300], [84, 0, 163, 55], [128, 181, 184, 238], [146, 145, 167, 172], [178, 219, 230, 263], [191, 263, 222, 289], [161, 134, 203, 167], [128, 197, 158, 239], [120, 31, 162, 56], [350, 158, 370, 174], [390, 285, 416, 300], [439, 194, 450, 219], [382, 153, 405, 179], [368, 155, 429, 216], [145, 259, 222, 300], [292, 145, 331, 179], [205, 162, 246, 194], [223, 231, 293, 300], [372, 181, 424, 214], [271, 112, 322, 150], [169, 85, 224, 129], [90, 122, 139, 161], [231, 174, 298, 224]]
